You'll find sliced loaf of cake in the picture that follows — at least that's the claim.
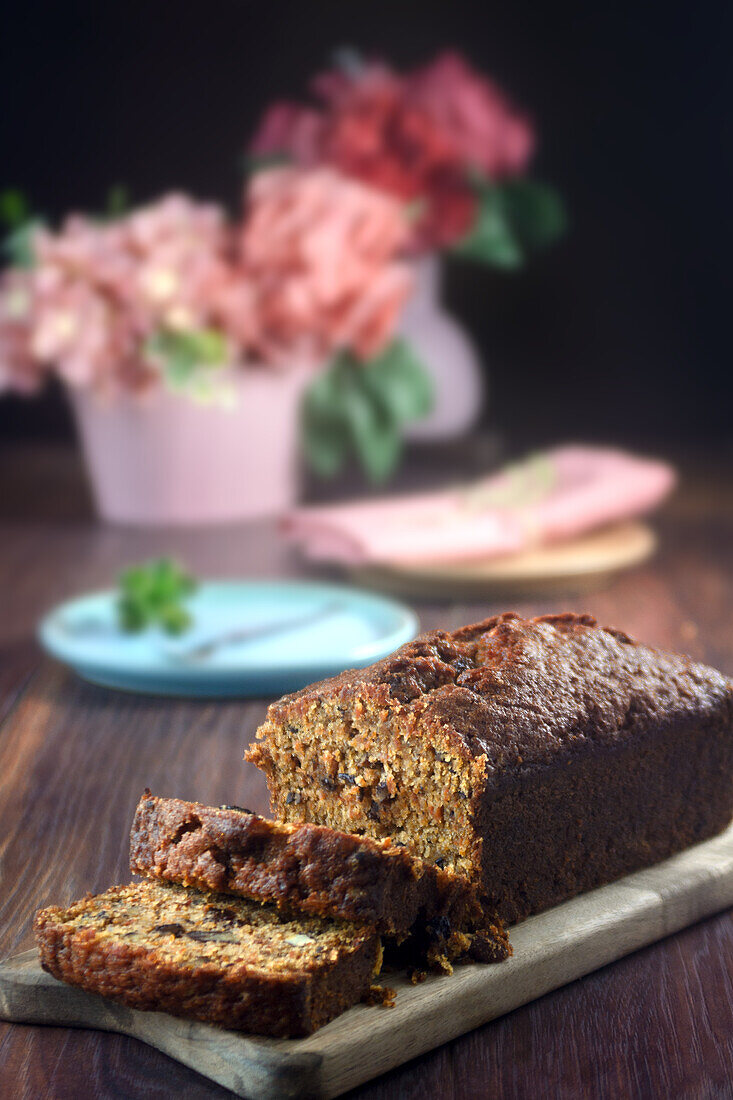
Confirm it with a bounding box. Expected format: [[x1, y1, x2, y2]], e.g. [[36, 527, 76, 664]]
[[130, 792, 509, 967], [246, 612, 733, 923]]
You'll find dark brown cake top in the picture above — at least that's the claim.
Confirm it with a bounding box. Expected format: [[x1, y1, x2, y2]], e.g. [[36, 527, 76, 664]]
[[269, 613, 733, 774]]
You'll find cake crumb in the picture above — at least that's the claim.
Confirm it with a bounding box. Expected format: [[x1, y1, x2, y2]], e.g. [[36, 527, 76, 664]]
[[364, 983, 397, 1008]]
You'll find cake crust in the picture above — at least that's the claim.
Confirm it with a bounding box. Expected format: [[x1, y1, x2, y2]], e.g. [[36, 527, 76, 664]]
[[259, 612, 733, 777]]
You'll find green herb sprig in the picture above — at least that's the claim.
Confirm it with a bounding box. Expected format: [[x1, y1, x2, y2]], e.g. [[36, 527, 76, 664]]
[[117, 558, 197, 635]]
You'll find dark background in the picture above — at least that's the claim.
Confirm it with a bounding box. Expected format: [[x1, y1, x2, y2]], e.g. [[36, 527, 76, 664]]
[[1, 0, 731, 449]]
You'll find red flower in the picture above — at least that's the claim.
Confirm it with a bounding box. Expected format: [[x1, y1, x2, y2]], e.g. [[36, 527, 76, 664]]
[[317, 73, 476, 246], [248, 53, 536, 250], [406, 52, 534, 178]]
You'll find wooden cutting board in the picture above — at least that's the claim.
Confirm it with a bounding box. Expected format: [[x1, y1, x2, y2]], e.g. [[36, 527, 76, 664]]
[[352, 520, 656, 599], [3, 822, 733, 1100]]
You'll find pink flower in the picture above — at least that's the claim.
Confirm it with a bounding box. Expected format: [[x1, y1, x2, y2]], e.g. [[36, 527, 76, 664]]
[[211, 278, 260, 351], [30, 218, 147, 393], [250, 103, 324, 165], [235, 166, 412, 362], [0, 270, 44, 393], [124, 195, 232, 332], [0, 195, 238, 396], [0, 178, 414, 394], [406, 52, 535, 178]]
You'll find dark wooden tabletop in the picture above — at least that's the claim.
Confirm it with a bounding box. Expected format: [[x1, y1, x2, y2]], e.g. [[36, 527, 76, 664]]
[[1, 442, 732, 1100]]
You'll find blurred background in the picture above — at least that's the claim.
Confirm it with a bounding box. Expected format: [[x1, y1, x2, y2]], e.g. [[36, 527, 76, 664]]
[[2, 11, 732, 1094], [2, 0, 731, 451]]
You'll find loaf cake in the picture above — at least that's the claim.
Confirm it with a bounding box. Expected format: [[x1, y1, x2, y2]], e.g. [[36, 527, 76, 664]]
[[34, 880, 380, 1036], [246, 612, 733, 923], [129, 792, 509, 967]]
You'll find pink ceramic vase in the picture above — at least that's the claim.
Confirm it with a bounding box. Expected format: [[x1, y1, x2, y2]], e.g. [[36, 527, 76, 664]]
[[399, 256, 485, 442], [70, 368, 310, 526]]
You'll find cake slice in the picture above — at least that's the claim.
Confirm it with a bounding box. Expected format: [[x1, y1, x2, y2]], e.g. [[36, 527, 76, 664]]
[[34, 880, 380, 1036], [129, 792, 509, 967], [246, 612, 733, 923]]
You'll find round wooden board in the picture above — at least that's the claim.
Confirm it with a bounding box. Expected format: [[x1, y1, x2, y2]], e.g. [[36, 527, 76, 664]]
[[352, 520, 656, 600]]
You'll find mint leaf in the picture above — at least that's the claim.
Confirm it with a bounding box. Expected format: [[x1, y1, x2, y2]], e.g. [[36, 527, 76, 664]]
[[157, 603, 193, 636], [117, 558, 197, 635], [118, 597, 148, 633]]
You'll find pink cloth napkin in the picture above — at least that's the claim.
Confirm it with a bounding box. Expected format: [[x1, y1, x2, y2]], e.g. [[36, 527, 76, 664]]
[[284, 446, 676, 566]]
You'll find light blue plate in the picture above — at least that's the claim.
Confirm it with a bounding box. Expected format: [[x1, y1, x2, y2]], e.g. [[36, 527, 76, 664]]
[[38, 580, 419, 698]]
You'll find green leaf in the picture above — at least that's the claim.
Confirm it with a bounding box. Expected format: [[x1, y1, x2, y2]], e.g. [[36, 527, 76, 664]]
[[302, 407, 350, 478], [0, 191, 42, 268], [353, 417, 401, 483], [302, 342, 431, 483], [105, 184, 131, 218], [3, 222, 40, 268], [499, 180, 567, 250], [144, 326, 229, 401], [117, 596, 147, 633], [453, 176, 566, 267], [242, 152, 292, 176], [341, 376, 401, 483], [116, 558, 197, 634], [186, 327, 228, 365], [0, 190, 30, 229], [303, 424, 347, 477], [362, 340, 433, 423], [302, 360, 351, 477], [453, 183, 523, 268], [305, 357, 344, 412], [301, 361, 353, 476], [157, 603, 193, 636], [147, 327, 228, 370]]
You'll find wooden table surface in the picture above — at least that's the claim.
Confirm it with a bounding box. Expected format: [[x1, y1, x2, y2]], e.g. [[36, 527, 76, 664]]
[[1, 443, 732, 1100]]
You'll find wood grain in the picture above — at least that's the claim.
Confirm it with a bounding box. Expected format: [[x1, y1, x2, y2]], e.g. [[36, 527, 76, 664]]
[[3, 823, 733, 1099], [0, 441, 732, 1099]]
